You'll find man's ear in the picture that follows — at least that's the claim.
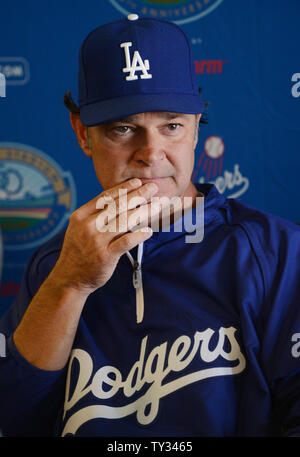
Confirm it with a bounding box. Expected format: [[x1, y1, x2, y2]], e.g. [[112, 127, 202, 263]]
[[70, 112, 92, 157], [193, 114, 201, 146]]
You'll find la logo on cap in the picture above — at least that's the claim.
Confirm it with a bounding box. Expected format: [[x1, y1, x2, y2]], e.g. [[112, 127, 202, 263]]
[[120, 42, 152, 81]]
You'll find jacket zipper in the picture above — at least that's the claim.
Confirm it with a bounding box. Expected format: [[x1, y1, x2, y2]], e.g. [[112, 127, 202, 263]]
[[126, 243, 144, 324]]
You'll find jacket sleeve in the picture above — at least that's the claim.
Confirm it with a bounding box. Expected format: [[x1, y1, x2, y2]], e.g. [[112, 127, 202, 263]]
[[241, 211, 300, 436], [0, 248, 68, 437]]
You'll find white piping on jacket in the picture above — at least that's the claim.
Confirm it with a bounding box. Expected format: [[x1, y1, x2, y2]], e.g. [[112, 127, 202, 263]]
[[126, 242, 144, 324]]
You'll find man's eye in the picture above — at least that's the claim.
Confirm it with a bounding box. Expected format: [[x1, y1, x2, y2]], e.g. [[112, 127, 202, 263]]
[[113, 126, 132, 134], [167, 123, 180, 131]]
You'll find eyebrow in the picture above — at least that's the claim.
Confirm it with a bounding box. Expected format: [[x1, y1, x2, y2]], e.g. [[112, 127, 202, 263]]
[[111, 112, 189, 123]]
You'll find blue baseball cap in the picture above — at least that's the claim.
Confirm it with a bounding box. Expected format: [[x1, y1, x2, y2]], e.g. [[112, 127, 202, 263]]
[[78, 14, 205, 126]]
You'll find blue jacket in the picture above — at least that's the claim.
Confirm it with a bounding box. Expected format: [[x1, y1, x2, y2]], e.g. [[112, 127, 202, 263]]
[[0, 183, 300, 437]]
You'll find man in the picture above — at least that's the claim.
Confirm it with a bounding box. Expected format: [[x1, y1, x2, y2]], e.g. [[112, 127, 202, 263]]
[[0, 15, 300, 437]]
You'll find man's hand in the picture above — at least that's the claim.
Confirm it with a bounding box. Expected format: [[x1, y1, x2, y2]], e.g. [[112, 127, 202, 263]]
[[51, 178, 158, 296], [13, 178, 158, 370]]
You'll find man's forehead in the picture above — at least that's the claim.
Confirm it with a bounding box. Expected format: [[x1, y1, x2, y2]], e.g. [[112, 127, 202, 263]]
[[109, 112, 193, 123]]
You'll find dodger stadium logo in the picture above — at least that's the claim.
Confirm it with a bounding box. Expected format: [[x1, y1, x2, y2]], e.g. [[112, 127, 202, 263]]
[[0, 143, 76, 251], [109, 0, 224, 24]]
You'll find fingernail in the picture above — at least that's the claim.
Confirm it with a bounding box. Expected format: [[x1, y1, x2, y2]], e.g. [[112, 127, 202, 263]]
[[146, 182, 158, 192], [130, 178, 142, 187], [141, 227, 153, 234]]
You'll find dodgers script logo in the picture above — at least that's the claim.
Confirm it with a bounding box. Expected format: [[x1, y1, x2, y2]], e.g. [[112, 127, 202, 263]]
[[0, 143, 76, 250], [109, 0, 224, 25], [62, 326, 246, 436]]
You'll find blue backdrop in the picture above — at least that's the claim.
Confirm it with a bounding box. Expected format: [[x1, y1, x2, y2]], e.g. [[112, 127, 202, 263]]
[[0, 0, 300, 316]]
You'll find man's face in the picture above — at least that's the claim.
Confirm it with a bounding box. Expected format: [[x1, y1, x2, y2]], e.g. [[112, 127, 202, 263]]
[[81, 111, 200, 200]]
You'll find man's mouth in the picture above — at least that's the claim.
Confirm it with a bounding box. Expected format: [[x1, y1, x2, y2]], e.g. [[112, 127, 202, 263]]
[[138, 177, 169, 183]]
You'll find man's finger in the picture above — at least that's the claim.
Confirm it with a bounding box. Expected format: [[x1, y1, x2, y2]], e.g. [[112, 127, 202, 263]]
[[96, 198, 162, 234], [108, 227, 153, 256], [73, 178, 143, 220], [97, 178, 143, 205], [95, 182, 158, 230]]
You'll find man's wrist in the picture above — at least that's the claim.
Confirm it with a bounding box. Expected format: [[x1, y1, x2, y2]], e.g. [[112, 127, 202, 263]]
[[44, 269, 91, 304]]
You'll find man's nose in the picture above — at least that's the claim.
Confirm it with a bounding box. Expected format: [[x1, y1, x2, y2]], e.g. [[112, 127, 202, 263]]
[[133, 130, 166, 166]]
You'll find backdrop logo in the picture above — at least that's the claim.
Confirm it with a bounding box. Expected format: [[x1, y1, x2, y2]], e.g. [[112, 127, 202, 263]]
[[108, 0, 224, 24], [0, 58, 30, 85], [0, 143, 76, 251], [192, 136, 249, 199], [195, 59, 229, 75]]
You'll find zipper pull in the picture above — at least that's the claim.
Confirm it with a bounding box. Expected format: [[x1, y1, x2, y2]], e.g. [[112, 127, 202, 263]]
[[133, 260, 142, 289]]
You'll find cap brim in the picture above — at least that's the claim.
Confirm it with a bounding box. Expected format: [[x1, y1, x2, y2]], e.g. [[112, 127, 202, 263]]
[[80, 93, 205, 126]]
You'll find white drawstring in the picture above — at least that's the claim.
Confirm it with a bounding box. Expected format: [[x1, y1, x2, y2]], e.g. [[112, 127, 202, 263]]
[[126, 242, 144, 324]]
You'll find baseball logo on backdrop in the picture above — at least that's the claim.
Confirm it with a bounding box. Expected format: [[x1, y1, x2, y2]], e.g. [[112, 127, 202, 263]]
[[193, 136, 249, 199], [0, 143, 76, 251], [109, 0, 224, 24]]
